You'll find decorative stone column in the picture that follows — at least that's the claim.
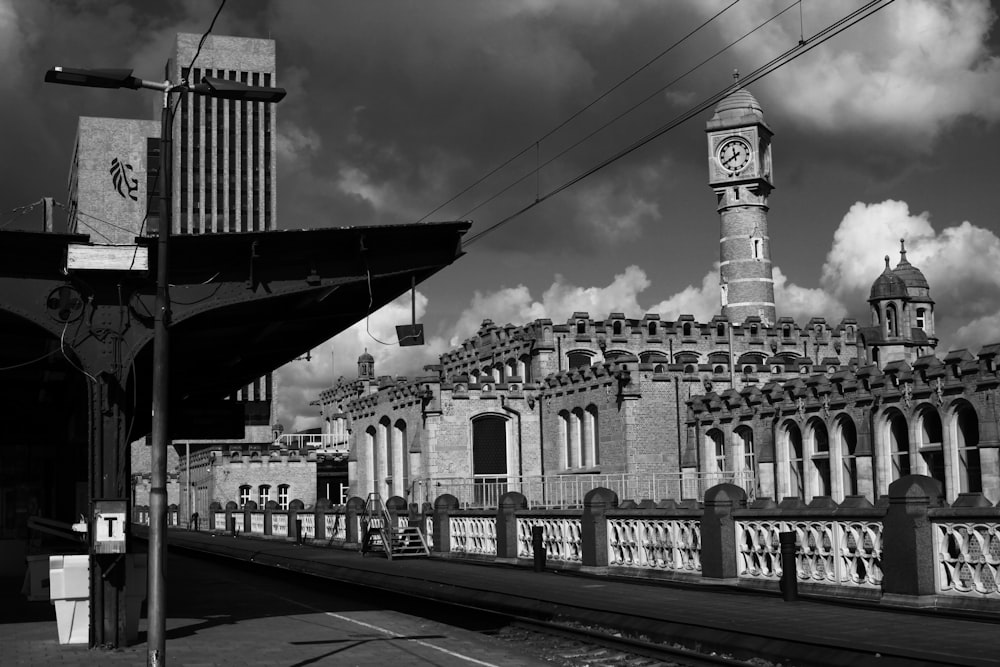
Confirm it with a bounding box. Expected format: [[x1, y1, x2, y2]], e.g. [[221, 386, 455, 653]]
[[881, 475, 944, 604], [432, 494, 459, 554], [582, 487, 618, 568], [496, 492, 527, 561], [345, 496, 365, 544], [701, 483, 747, 580]]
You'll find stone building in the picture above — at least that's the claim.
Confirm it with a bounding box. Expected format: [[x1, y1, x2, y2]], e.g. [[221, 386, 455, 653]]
[[314, 84, 998, 508]]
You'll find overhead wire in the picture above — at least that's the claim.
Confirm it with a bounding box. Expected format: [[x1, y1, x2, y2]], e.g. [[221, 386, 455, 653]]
[[413, 0, 743, 225], [455, 0, 801, 226], [462, 0, 896, 248]]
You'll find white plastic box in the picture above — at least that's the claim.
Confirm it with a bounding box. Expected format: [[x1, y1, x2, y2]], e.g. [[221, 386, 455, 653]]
[[49, 555, 89, 644]]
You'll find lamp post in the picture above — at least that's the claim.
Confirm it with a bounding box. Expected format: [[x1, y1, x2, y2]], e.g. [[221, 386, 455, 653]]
[[45, 66, 285, 666]]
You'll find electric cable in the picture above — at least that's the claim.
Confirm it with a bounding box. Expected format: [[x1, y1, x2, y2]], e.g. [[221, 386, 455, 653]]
[[456, 0, 802, 227], [414, 0, 743, 224], [462, 0, 896, 248]]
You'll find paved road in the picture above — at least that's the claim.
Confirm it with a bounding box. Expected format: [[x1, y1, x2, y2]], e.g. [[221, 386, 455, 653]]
[[1, 552, 547, 666]]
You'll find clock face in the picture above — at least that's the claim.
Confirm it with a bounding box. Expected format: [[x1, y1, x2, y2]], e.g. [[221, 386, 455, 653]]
[[717, 138, 751, 175]]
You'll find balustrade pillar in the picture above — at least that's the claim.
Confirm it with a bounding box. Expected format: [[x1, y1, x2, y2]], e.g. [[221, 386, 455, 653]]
[[881, 475, 944, 602], [386, 495, 407, 532], [314, 499, 332, 540], [701, 483, 747, 579], [345, 496, 365, 544], [582, 488, 618, 567], [432, 494, 460, 554], [496, 492, 527, 561]]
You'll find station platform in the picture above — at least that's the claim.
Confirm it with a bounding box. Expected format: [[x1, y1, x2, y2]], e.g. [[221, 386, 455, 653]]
[[5, 528, 998, 666], [154, 529, 995, 666]]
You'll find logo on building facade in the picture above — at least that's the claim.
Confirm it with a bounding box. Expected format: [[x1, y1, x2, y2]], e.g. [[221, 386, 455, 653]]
[[109, 158, 139, 201]]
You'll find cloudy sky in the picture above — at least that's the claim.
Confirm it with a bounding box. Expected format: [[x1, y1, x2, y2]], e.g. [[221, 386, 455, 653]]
[[3, 0, 1000, 431]]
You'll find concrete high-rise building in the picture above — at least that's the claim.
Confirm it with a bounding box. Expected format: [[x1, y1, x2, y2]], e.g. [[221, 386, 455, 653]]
[[166, 33, 278, 235], [67, 33, 278, 240], [706, 79, 776, 326]]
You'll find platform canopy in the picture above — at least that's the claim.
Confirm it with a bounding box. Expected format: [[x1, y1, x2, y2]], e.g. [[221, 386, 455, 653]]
[[0, 221, 470, 441]]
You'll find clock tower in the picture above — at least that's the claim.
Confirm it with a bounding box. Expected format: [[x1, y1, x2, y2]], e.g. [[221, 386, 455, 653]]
[[706, 74, 776, 325]]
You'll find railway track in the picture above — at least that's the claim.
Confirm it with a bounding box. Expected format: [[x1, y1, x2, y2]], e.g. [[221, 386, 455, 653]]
[[492, 617, 770, 666]]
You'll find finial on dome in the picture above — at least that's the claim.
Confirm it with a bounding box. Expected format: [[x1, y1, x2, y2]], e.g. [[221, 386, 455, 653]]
[[733, 68, 740, 82], [884, 255, 891, 270], [899, 238, 907, 260]]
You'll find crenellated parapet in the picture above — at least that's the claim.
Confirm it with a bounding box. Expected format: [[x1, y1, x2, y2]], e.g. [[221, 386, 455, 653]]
[[687, 344, 1000, 504]]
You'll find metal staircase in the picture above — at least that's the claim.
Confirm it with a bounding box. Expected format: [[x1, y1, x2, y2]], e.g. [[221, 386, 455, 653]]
[[360, 493, 430, 559]]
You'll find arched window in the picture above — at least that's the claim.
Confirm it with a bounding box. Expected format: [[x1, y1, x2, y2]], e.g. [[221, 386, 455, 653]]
[[571, 407, 585, 467], [258, 484, 271, 507], [277, 484, 290, 510], [654, 364, 665, 374], [648, 321, 657, 336], [784, 421, 805, 500], [706, 429, 726, 477], [506, 358, 518, 379], [872, 346, 880, 366], [682, 322, 693, 337], [472, 415, 508, 507], [807, 418, 831, 497], [518, 354, 531, 382], [612, 320, 623, 336], [366, 425, 378, 493], [885, 409, 910, 480], [239, 485, 252, 507], [836, 416, 859, 499], [916, 406, 945, 496], [886, 303, 898, 337], [558, 410, 571, 468], [716, 323, 726, 338], [393, 419, 408, 498], [734, 426, 755, 477], [576, 320, 587, 335], [750, 324, 759, 336], [585, 404, 600, 467], [684, 364, 696, 375], [567, 351, 592, 369], [713, 365, 725, 375], [379, 417, 392, 493], [782, 325, 792, 339], [952, 401, 981, 494]]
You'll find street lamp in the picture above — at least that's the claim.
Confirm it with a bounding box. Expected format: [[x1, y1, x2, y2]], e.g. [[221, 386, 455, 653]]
[[46, 65, 284, 666]]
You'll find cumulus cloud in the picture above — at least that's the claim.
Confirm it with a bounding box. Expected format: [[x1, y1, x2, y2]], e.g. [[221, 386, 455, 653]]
[[711, 0, 1000, 148]]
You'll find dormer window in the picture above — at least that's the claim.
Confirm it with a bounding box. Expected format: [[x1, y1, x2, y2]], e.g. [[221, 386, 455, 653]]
[[648, 322, 657, 336], [576, 320, 587, 335], [682, 323, 692, 337], [782, 325, 791, 339], [716, 323, 726, 337], [613, 321, 623, 336], [750, 324, 759, 336]]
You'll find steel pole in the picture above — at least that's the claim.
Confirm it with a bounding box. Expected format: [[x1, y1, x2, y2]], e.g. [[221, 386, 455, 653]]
[[148, 89, 172, 667]]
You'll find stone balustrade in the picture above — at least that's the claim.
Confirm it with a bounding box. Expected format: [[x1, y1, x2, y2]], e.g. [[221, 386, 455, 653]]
[[138, 474, 1000, 612]]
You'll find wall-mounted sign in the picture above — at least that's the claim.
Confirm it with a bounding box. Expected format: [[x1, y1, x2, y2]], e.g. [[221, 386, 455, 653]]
[[93, 499, 127, 554]]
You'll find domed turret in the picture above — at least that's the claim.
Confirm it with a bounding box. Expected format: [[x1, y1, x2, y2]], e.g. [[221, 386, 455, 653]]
[[357, 349, 374, 380], [869, 256, 908, 302], [711, 86, 764, 124], [862, 243, 937, 367], [892, 239, 929, 290]]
